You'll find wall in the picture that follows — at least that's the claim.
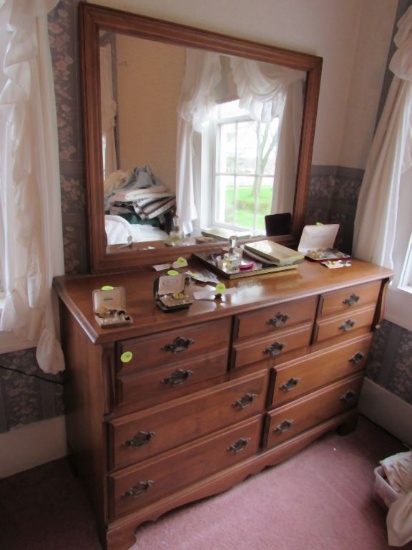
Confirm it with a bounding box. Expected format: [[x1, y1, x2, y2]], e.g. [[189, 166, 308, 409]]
[[116, 35, 185, 186], [0, 0, 410, 472]]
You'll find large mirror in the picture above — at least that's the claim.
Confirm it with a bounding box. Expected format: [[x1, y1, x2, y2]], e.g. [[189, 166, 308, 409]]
[[80, 2, 322, 273]]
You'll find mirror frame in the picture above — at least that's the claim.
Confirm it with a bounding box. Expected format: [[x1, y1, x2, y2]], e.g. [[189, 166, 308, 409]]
[[79, 2, 322, 273]]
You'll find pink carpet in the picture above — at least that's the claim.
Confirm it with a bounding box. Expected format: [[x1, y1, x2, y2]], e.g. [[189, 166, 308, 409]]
[[130, 416, 411, 550]]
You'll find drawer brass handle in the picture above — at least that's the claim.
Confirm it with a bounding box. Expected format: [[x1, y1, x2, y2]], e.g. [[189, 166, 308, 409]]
[[339, 319, 355, 332], [232, 392, 257, 409], [122, 480, 153, 499], [349, 351, 365, 365], [162, 368, 194, 387], [122, 431, 156, 448], [275, 419, 294, 433], [227, 437, 251, 454], [340, 390, 356, 403], [279, 377, 301, 392], [343, 293, 360, 306], [263, 341, 285, 356], [161, 336, 194, 354], [266, 312, 290, 328]]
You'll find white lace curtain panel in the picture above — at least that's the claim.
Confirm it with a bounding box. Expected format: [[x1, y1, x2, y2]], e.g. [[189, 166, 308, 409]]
[[175, 49, 305, 235], [0, 0, 65, 373], [353, 6, 412, 269]]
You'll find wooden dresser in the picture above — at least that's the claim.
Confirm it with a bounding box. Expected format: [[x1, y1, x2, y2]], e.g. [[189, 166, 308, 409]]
[[53, 258, 393, 550]]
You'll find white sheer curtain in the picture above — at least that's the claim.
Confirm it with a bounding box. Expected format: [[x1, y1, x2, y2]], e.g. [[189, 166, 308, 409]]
[[0, 0, 65, 373], [353, 6, 412, 268], [100, 43, 118, 180], [176, 49, 221, 235], [229, 58, 305, 214]]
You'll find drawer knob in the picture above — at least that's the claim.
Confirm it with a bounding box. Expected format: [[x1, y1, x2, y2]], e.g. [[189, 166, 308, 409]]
[[339, 319, 355, 332], [275, 419, 294, 433], [349, 351, 365, 365], [343, 293, 360, 307], [122, 431, 156, 448], [227, 437, 251, 454], [161, 336, 194, 354], [162, 368, 194, 387], [263, 341, 285, 356], [266, 312, 290, 328], [280, 377, 301, 392], [122, 480, 153, 499], [340, 390, 356, 403], [232, 392, 257, 409]]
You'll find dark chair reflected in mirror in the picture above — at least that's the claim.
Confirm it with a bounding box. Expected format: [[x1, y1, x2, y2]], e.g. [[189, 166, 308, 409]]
[[265, 212, 292, 236]]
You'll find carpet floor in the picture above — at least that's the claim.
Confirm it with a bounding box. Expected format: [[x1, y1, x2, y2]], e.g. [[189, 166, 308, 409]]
[[0, 415, 410, 550]]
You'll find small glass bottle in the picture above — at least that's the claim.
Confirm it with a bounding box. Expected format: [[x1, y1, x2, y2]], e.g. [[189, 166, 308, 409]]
[[223, 236, 242, 273], [169, 216, 183, 246]]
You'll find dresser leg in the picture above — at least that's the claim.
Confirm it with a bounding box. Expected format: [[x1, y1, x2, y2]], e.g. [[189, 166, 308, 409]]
[[337, 413, 358, 435]]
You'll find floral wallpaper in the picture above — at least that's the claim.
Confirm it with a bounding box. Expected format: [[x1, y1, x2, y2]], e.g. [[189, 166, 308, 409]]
[[0, 0, 410, 434]]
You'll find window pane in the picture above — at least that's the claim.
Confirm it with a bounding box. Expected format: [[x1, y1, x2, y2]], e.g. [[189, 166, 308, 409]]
[[215, 175, 235, 224], [218, 123, 236, 173], [237, 121, 258, 174], [259, 120, 279, 175]]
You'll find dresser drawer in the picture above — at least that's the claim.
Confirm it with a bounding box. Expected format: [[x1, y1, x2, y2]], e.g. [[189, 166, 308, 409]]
[[270, 334, 372, 407], [231, 322, 313, 370], [117, 317, 231, 375], [265, 374, 364, 449], [318, 281, 381, 318], [108, 370, 268, 471], [234, 296, 317, 340], [109, 416, 261, 520], [314, 305, 376, 344], [116, 348, 228, 411]]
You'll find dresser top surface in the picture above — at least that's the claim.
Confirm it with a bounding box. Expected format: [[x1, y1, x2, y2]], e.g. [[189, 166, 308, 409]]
[[53, 257, 393, 344]]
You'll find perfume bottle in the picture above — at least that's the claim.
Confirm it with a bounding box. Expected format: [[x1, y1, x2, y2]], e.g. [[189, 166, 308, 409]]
[[223, 236, 242, 273], [169, 216, 183, 246]]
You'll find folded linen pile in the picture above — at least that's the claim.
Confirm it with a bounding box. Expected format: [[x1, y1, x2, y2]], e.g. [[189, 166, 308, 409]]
[[380, 451, 412, 547]]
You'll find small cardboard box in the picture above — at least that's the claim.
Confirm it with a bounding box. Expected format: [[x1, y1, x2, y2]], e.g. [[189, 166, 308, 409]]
[[92, 286, 133, 328], [298, 224, 351, 262]]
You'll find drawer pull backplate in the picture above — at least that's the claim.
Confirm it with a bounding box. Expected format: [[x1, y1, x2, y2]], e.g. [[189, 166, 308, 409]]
[[232, 392, 257, 410], [339, 319, 355, 332], [280, 377, 301, 392], [349, 352, 365, 365], [162, 337, 194, 354], [122, 480, 153, 499], [227, 437, 251, 454], [122, 431, 156, 448], [340, 390, 356, 403], [263, 341, 285, 356], [162, 368, 194, 387], [266, 312, 290, 328], [275, 419, 294, 433], [343, 294, 360, 307]]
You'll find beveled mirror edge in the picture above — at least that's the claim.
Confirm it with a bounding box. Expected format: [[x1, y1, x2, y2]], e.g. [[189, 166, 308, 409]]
[[79, 1, 323, 274]]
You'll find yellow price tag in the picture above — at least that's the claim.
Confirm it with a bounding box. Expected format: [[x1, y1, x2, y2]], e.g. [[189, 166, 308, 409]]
[[101, 285, 114, 290], [120, 351, 133, 363], [215, 283, 226, 295], [167, 270, 179, 276]]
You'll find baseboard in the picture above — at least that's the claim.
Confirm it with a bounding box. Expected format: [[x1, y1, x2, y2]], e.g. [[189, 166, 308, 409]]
[[359, 378, 412, 448], [0, 416, 67, 478]]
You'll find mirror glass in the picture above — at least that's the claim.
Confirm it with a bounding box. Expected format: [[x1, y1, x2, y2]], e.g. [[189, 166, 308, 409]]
[[80, 3, 322, 273]]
